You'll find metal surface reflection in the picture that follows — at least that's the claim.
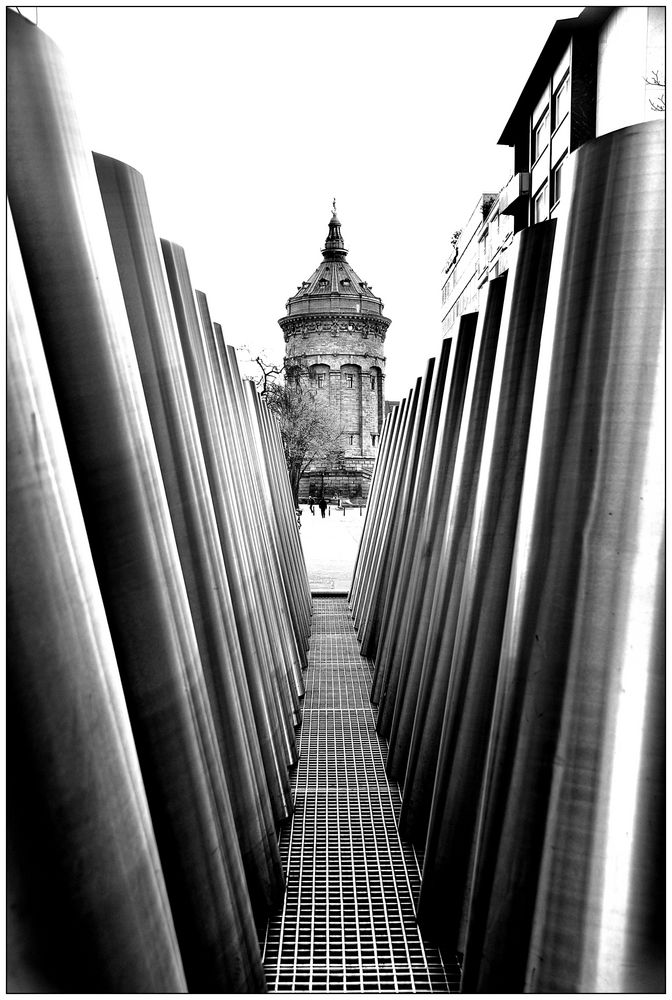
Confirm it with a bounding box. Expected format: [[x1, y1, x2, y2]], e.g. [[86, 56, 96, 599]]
[[399, 274, 507, 844], [352, 403, 403, 632], [384, 313, 476, 772], [372, 340, 452, 710], [371, 357, 437, 668], [462, 120, 665, 994], [350, 409, 394, 615], [358, 380, 420, 657], [7, 12, 264, 990], [7, 209, 187, 994], [417, 220, 556, 953], [162, 239, 296, 825], [93, 152, 286, 926]]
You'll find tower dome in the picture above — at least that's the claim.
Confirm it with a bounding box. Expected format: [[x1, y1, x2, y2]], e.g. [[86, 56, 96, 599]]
[[280, 201, 390, 322], [278, 204, 391, 502]]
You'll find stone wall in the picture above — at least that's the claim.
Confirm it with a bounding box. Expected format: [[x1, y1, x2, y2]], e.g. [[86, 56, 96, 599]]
[[281, 302, 388, 501], [284, 311, 387, 463], [300, 455, 373, 501]]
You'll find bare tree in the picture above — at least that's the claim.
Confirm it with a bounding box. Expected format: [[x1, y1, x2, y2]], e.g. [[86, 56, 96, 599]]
[[244, 353, 291, 395], [241, 350, 345, 504]]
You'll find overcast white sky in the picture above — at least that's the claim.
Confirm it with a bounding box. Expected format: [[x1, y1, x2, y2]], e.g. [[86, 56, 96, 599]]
[[33, 5, 580, 400]]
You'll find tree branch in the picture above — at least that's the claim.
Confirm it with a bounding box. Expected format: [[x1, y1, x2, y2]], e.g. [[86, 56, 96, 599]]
[[645, 70, 665, 112]]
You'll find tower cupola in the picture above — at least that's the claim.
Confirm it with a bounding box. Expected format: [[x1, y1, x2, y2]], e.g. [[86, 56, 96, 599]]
[[280, 203, 390, 321], [323, 199, 348, 260]]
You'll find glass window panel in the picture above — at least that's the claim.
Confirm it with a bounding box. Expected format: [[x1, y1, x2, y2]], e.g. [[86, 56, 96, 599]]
[[532, 90, 550, 127], [552, 46, 571, 91], [533, 108, 550, 161], [551, 156, 566, 206], [478, 235, 487, 273], [553, 73, 570, 129], [533, 182, 549, 223]]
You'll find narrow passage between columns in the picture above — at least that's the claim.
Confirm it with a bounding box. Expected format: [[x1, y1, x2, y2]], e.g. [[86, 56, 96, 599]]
[[262, 597, 460, 993]]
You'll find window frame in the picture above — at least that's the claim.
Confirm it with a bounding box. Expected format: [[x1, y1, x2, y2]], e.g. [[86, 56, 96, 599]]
[[532, 106, 550, 165], [551, 154, 566, 210], [533, 181, 549, 223], [552, 71, 570, 132]]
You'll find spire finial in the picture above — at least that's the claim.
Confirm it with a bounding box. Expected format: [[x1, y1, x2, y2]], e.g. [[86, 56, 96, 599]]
[[323, 200, 347, 259]]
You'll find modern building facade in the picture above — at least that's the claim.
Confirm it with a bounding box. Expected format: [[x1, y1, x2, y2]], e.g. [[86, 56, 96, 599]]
[[279, 205, 391, 500], [440, 190, 513, 339], [441, 5, 665, 340], [498, 5, 665, 230]]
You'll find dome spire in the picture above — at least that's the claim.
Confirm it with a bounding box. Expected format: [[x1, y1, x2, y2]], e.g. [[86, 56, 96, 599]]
[[323, 198, 348, 260]]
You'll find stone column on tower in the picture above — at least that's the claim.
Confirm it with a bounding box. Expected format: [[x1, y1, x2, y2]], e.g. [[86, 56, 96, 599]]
[[278, 203, 391, 501]]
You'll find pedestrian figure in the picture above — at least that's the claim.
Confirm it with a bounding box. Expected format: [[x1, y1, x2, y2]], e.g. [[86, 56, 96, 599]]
[[319, 497, 327, 519], [308, 495, 315, 515], [296, 506, 302, 530]]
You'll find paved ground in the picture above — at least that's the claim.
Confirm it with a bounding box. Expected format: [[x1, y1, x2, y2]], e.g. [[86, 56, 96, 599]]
[[298, 502, 365, 593], [262, 598, 457, 993]]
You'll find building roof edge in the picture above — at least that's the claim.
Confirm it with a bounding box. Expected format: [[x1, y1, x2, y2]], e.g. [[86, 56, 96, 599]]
[[498, 7, 615, 145]]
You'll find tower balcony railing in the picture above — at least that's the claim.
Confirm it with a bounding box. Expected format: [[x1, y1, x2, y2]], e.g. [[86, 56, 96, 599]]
[[286, 294, 383, 318]]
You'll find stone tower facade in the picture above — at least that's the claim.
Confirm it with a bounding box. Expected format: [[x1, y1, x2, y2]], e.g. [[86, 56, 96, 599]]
[[279, 204, 391, 501]]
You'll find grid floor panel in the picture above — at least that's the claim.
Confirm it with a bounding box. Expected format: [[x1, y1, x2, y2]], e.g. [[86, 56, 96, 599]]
[[262, 597, 459, 993]]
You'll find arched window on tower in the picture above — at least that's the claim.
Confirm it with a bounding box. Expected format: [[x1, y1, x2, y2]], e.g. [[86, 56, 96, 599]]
[[310, 362, 330, 392], [370, 366, 383, 428], [341, 363, 361, 399]]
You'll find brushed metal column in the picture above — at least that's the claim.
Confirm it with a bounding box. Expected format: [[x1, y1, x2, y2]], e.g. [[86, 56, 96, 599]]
[[372, 338, 452, 711], [93, 152, 285, 925], [162, 238, 294, 825], [462, 120, 664, 993], [349, 408, 393, 610], [371, 357, 436, 667], [237, 351, 312, 659], [212, 320, 306, 708], [399, 276, 506, 844], [417, 221, 556, 955], [351, 406, 398, 626], [196, 291, 302, 734], [358, 382, 419, 656], [354, 398, 407, 635], [381, 314, 476, 756], [6, 14, 264, 990], [244, 374, 312, 643], [7, 210, 187, 995], [251, 376, 313, 629]]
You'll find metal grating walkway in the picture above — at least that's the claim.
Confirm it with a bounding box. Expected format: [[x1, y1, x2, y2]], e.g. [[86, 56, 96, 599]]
[[262, 597, 459, 993]]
